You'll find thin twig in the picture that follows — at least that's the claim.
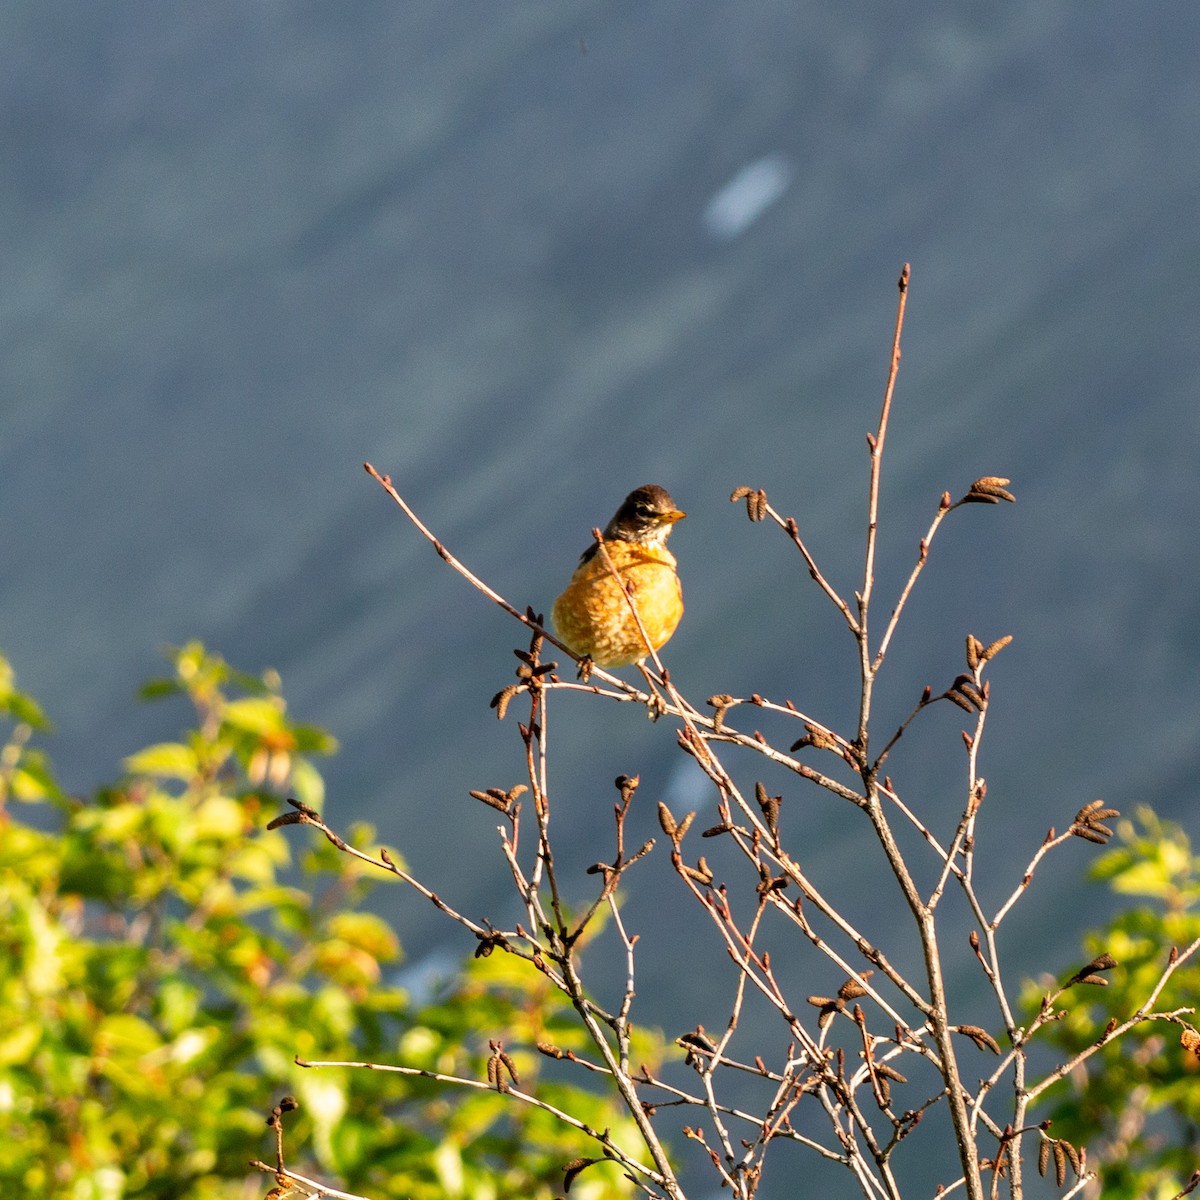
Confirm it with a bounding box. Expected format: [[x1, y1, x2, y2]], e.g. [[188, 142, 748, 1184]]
[[989, 826, 1079, 929], [294, 1057, 666, 1186], [247, 1161, 371, 1200], [764, 503, 858, 631], [872, 498, 951, 670], [1024, 937, 1200, 1104], [364, 463, 647, 710], [859, 263, 911, 666]]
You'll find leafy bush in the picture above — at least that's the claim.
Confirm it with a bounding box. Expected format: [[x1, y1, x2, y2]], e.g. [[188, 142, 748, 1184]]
[[0, 645, 643, 1199], [1026, 809, 1200, 1199]]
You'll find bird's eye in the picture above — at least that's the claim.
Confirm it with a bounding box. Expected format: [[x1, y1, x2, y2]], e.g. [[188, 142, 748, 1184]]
[[635, 503, 654, 517]]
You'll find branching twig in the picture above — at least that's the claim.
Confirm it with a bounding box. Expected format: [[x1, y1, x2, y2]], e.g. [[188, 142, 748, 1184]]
[[268, 270, 1180, 1200], [1023, 937, 1200, 1103], [294, 1055, 667, 1188]]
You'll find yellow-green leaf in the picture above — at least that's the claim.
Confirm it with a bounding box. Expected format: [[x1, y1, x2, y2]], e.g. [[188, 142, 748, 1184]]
[[222, 696, 286, 735], [123, 742, 199, 780]]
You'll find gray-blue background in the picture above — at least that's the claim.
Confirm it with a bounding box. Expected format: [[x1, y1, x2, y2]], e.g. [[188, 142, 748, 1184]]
[[3, 3, 1198, 1194]]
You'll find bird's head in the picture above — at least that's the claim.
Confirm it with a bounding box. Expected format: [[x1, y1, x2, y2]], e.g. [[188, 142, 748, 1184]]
[[604, 484, 686, 548]]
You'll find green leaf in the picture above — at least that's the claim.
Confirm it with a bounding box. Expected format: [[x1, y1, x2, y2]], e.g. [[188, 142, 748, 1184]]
[[138, 676, 182, 700], [291, 722, 340, 756], [192, 794, 247, 839], [222, 696, 287, 735], [123, 741, 199, 780], [325, 912, 401, 962], [9, 750, 67, 803], [0, 1021, 41, 1066]]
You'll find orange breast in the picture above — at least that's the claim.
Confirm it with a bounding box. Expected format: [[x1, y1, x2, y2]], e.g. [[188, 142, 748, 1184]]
[[552, 541, 683, 668]]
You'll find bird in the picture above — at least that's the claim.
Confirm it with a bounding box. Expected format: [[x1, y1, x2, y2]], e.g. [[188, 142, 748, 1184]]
[[552, 484, 686, 670]]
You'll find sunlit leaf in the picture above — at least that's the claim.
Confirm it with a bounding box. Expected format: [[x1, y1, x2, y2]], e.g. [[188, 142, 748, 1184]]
[[123, 741, 199, 780], [222, 696, 287, 736]]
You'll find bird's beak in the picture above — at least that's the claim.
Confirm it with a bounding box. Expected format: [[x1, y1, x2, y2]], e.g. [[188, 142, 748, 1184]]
[[661, 509, 686, 524]]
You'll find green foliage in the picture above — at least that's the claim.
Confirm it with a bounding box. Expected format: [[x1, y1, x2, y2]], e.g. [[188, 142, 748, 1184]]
[[1024, 807, 1200, 1199], [0, 645, 648, 1200]]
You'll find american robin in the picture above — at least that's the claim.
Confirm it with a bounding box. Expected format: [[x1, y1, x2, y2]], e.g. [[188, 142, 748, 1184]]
[[552, 484, 686, 669]]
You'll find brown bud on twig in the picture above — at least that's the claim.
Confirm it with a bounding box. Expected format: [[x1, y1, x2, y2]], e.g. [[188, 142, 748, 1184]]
[[953, 1024, 1001, 1054], [980, 635, 1013, 662], [264, 1095, 298, 1132], [1060, 1139, 1082, 1175], [683, 856, 714, 886], [707, 693, 736, 731], [968, 928, 993, 971], [755, 872, 789, 896], [806, 995, 845, 1031], [657, 802, 677, 838], [961, 476, 1016, 505], [1066, 952, 1118, 987], [615, 774, 639, 804], [524, 611, 545, 659], [469, 785, 526, 814], [490, 684, 522, 720], [948, 675, 986, 711], [486, 1041, 519, 1094], [838, 973, 873, 1001], [762, 797, 780, 835], [266, 809, 307, 830], [966, 635, 983, 671], [730, 486, 769, 522], [791, 722, 840, 753], [474, 931, 507, 958], [268, 797, 320, 830], [676, 1026, 717, 1069], [677, 1026, 718, 1055], [1181, 1026, 1200, 1062], [563, 1158, 603, 1191], [754, 781, 782, 835], [1070, 800, 1119, 843], [1052, 1140, 1069, 1186]]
